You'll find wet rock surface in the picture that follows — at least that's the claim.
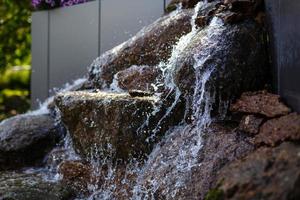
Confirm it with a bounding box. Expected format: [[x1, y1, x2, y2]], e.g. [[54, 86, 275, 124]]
[[59, 160, 93, 194], [55, 91, 158, 161], [255, 113, 300, 146], [0, 114, 64, 170], [0, 171, 75, 200], [174, 18, 268, 111], [115, 65, 161, 92], [216, 142, 300, 200], [230, 91, 291, 117], [88, 10, 193, 88]]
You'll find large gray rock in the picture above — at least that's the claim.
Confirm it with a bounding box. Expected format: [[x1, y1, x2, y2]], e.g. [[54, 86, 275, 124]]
[[0, 171, 75, 200], [55, 91, 159, 161], [0, 114, 64, 170], [88, 9, 193, 89]]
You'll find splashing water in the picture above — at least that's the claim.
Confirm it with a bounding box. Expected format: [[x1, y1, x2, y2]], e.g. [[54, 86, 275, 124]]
[[79, 3, 209, 199], [132, 12, 227, 200], [147, 2, 206, 135], [28, 78, 87, 116]]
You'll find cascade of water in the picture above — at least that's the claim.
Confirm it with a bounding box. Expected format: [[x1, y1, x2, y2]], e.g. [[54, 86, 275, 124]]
[[191, 17, 226, 128], [84, 3, 207, 199], [145, 2, 205, 135], [132, 15, 227, 200]]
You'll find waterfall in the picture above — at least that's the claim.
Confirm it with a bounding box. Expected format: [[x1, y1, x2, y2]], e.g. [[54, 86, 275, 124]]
[[132, 11, 227, 200], [83, 3, 206, 199], [81, 1, 231, 198]]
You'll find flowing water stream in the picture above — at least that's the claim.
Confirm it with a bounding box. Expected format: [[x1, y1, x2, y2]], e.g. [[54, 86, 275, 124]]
[[85, 2, 228, 199]]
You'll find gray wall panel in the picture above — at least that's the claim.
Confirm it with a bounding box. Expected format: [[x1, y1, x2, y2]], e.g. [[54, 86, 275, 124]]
[[49, 0, 99, 94], [265, 0, 300, 112], [265, 0, 280, 91], [31, 11, 49, 108], [278, 0, 300, 111], [100, 0, 164, 53]]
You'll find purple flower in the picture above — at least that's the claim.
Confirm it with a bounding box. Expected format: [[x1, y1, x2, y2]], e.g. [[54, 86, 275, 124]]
[[32, 0, 89, 10]]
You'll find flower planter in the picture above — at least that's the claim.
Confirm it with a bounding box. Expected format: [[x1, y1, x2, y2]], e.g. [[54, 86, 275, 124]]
[[31, 0, 165, 108]]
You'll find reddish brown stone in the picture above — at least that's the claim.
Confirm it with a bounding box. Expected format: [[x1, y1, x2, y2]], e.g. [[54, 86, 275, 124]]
[[216, 142, 300, 200], [238, 115, 264, 134], [255, 113, 300, 146], [230, 91, 291, 118]]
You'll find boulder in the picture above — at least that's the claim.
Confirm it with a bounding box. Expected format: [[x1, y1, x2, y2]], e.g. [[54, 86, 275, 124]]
[[0, 114, 64, 170], [0, 171, 75, 200], [230, 91, 291, 118], [255, 113, 300, 146], [88, 9, 193, 89], [215, 142, 300, 200], [55, 91, 159, 161]]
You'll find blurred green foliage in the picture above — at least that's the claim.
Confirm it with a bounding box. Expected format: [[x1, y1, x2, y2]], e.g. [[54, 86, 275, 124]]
[[0, 67, 31, 121], [0, 66, 30, 89], [0, 0, 32, 121], [0, 0, 32, 71]]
